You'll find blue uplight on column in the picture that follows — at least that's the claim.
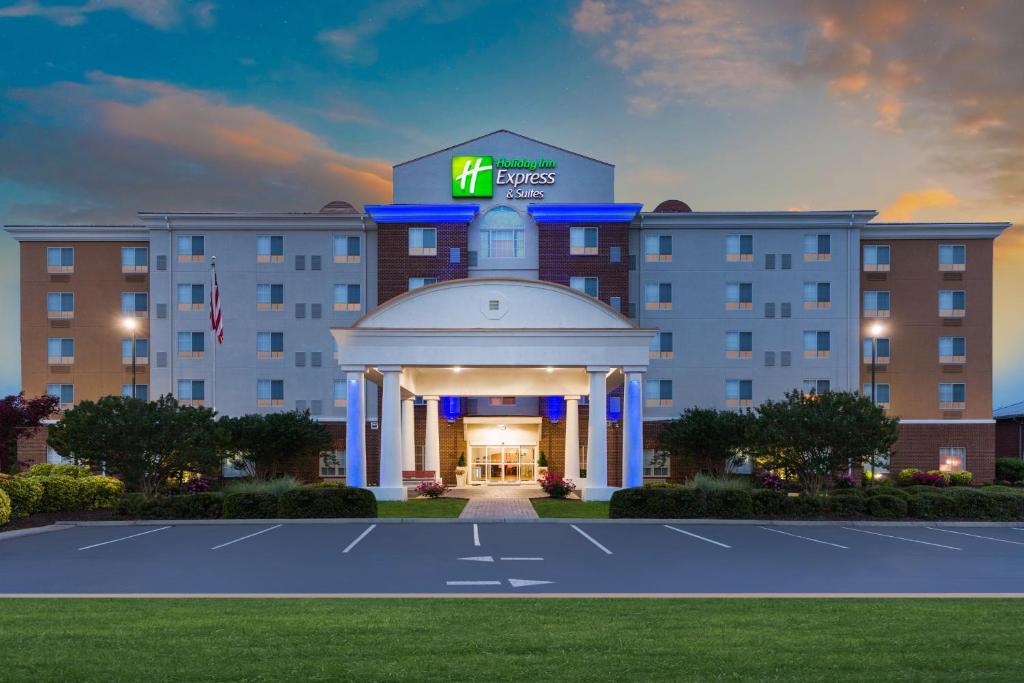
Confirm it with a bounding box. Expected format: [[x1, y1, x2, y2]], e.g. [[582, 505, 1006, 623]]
[[440, 396, 461, 422], [544, 395, 565, 423], [607, 395, 622, 422]]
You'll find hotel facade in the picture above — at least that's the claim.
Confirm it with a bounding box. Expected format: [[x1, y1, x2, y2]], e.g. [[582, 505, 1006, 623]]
[[7, 130, 1010, 499]]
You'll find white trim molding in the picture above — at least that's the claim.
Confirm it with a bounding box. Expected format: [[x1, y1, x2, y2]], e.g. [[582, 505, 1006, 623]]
[[864, 222, 1010, 240], [899, 419, 996, 425]]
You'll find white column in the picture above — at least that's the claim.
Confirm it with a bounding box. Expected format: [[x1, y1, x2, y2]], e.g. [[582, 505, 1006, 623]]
[[343, 367, 366, 489], [401, 397, 415, 472], [622, 369, 644, 489], [424, 395, 441, 481], [584, 367, 615, 501], [371, 366, 406, 500], [563, 396, 580, 482]]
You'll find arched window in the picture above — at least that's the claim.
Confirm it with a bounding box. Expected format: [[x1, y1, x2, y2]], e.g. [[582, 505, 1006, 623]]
[[479, 206, 525, 258]]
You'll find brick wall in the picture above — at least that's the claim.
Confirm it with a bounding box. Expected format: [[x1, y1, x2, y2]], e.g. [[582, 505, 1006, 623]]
[[14, 426, 50, 470], [996, 419, 1023, 459], [537, 221, 630, 310], [376, 223, 469, 304], [892, 422, 995, 482]]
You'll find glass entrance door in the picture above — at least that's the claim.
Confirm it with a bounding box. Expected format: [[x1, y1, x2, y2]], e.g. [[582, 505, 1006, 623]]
[[470, 446, 536, 485]]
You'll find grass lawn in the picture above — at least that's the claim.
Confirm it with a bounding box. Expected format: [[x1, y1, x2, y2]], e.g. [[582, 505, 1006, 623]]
[[531, 497, 609, 518], [2, 599, 1021, 681], [376, 497, 468, 517]]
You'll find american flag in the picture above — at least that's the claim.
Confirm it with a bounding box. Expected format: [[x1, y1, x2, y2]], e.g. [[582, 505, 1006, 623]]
[[209, 263, 224, 344]]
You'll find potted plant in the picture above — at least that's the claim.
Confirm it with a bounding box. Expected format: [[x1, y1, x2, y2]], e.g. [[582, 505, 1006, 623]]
[[454, 452, 467, 487], [536, 449, 549, 479]]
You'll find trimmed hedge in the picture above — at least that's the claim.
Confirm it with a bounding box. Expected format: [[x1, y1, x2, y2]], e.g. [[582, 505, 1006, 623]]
[[867, 495, 907, 519], [825, 494, 866, 518], [82, 476, 124, 509], [783, 495, 825, 518], [278, 486, 377, 519], [995, 458, 1024, 484], [610, 486, 705, 519], [907, 491, 958, 520], [751, 489, 787, 517], [0, 489, 10, 526], [25, 463, 91, 478], [864, 486, 910, 500], [705, 489, 752, 519], [0, 476, 44, 518], [223, 491, 279, 519], [35, 475, 89, 513]]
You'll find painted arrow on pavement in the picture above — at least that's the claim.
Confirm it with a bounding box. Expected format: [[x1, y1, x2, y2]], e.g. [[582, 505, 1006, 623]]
[[458, 556, 495, 562], [508, 579, 554, 588]]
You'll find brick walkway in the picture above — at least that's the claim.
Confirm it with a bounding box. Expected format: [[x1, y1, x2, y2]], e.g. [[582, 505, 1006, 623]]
[[459, 498, 539, 519]]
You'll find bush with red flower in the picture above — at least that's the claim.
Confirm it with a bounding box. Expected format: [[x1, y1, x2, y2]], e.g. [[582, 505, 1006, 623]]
[[537, 472, 576, 498], [756, 471, 783, 491], [415, 481, 450, 499]]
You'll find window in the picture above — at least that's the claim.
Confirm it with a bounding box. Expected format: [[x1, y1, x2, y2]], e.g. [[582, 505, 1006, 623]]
[[46, 383, 74, 410], [121, 384, 149, 400], [256, 235, 284, 263], [863, 291, 891, 318], [310, 255, 321, 271], [121, 337, 149, 365], [176, 283, 204, 311], [725, 234, 753, 262], [645, 380, 672, 407], [939, 290, 965, 317], [121, 247, 148, 273], [177, 331, 205, 358], [177, 379, 205, 406], [409, 277, 437, 290], [642, 449, 670, 478], [257, 332, 284, 359], [725, 331, 753, 359], [488, 397, 517, 406], [46, 247, 74, 273], [47, 292, 74, 319], [725, 379, 753, 407], [121, 292, 149, 318], [257, 379, 284, 407], [765, 253, 776, 270], [570, 277, 599, 298], [334, 284, 361, 311], [939, 447, 966, 473], [725, 282, 753, 310], [863, 383, 891, 408], [864, 245, 890, 272], [802, 379, 830, 396], [804, 233, 831, 261], [803, 331, 831, 358], [863, 337, 891, 363], [47, 337, 74, 365], [176, 235, 205, 261], [320, 451, 346, 478], [780, 253, 792, 270], [645, 235, 672, 262], [649, 332, 673, 359], [938, 244, 966, 272], [334, 235, 361, 263], [803, 282, 831, 309], [569, 226, 598, 255], [483, 229, 525, 258], [939, 383, 966, 410], [334, 379, 347, 407], [257, 284, 284, 311], [939, 336, 966, 364], [644, 283, 672, 310], [409, 227, 437, 256]]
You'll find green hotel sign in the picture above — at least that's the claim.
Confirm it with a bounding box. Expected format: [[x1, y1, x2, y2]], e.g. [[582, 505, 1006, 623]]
[[452, 155, 557, 200]]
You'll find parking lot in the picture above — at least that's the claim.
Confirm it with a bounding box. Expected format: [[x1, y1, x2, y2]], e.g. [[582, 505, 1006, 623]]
[[2, 521, 1024, 595]]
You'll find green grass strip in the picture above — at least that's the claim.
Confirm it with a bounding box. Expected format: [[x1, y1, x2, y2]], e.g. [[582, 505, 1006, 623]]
[[530, 498, 610, 518], [376, 498, 468, 518]]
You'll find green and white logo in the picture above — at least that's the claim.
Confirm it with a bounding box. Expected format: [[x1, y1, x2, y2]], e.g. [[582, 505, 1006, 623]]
[[452, 155, 493, 198]]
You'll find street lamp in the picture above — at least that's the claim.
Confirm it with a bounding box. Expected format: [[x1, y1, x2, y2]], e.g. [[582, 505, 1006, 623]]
[[867, 321, 886, 479], [123, 317, 138, 399]]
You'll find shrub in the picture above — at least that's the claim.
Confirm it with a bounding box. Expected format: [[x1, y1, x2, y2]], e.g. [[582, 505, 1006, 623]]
[[223, 476, 302, 497], [830, 487, 866, 497], [35, 475, 88, 512], [868, 494, 908, 519], [26, 463, 91, 478], [537, 472, 577, 498], [906, 492, 958, 520], [947, 489, 1022, 521], [783, 494, 825, 518], [415, 481, 451, 499], [278, 486, 377, 518], [0, 489, 10, 526], [82, 476, 124, 509], [115, 492, 148, 518], [995, 458, 1024, 484], [692, 474, 749, 492], [825, 494, 866, 518], [185, 492, 225, 519], [705, 489, 752, 518], [0, 475, 44, 518], [911, 470, 948, 487], [609, 488, 647, 518], [948, 471, 973, 487], [756, 471, 783, 491], [609, 486, 705, 519], [114, 493, 223, 520], [222, 491, 278, 519], [897, 468, 919, 485], [865, 486, 910, 500], [751, 489, 787, 517], [833, 472, 856, 489]]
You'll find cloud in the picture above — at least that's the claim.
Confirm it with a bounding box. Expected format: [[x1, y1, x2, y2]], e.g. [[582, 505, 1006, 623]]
[[572, 0, 615, 33], [877, 188, 959, 222], [0, 72, 392, 223], [0, 0, 216, 30]]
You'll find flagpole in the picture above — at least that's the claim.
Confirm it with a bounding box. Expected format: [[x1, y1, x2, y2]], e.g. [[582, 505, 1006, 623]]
[[210, 256, 217, 415]]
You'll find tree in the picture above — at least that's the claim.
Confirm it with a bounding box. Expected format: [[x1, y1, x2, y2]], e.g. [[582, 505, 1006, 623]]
[[0, 393, 59, 472], [751, 389, 900, 492], [46, 395, 220, 495], [220, 410, 332, 479], [657, 407, 755, 475]]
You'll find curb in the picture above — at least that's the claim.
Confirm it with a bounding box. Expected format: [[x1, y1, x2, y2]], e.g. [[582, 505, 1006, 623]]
[[53, 518, 1024, 527], [0, 523, 77, 542]]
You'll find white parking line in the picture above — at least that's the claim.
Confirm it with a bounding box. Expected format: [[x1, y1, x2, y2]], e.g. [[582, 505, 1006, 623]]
[[342, 524, 377, 554], [571, 524, 612, 555], [447, 580, 502, 586], [210, 525, 282, 551], [759, 526, 848, 549], [500, 557, 544, 561], [473, 523, 481, 547], [78, 526, 171, 551], [664, 525, 731, 549], [842, 527, 961, 550], [1012, 528, 1024, 532], [928, 527, 1024, 546]]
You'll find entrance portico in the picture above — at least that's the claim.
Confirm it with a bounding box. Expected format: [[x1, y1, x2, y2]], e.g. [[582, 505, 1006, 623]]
[[331, 278, 655, 501]]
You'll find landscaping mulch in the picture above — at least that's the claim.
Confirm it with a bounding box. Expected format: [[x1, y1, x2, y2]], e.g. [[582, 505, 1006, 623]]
[[2, 509, 115, 532]]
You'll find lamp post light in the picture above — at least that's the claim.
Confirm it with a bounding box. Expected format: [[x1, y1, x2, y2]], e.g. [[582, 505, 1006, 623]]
[[123, 317, 138, 399], [868, 321, 885, 479]]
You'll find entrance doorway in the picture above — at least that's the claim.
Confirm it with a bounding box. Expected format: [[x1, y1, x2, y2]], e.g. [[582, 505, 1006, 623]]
[[469, 446, 536, 485]]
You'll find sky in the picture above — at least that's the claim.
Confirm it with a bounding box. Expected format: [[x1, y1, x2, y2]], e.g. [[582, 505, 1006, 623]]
[[0, 0, 1021, 407]]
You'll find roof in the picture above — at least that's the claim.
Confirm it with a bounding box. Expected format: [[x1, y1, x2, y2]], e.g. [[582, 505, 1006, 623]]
[[995, 400, 1024, 419], [394, 129, 615, 169]]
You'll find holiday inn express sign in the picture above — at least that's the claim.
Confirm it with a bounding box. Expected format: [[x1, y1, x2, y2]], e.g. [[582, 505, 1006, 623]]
[[452, 155, 557, 200]]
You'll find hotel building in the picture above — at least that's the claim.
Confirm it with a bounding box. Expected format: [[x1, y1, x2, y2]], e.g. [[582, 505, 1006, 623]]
[[6, 130, 1010, 499]]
